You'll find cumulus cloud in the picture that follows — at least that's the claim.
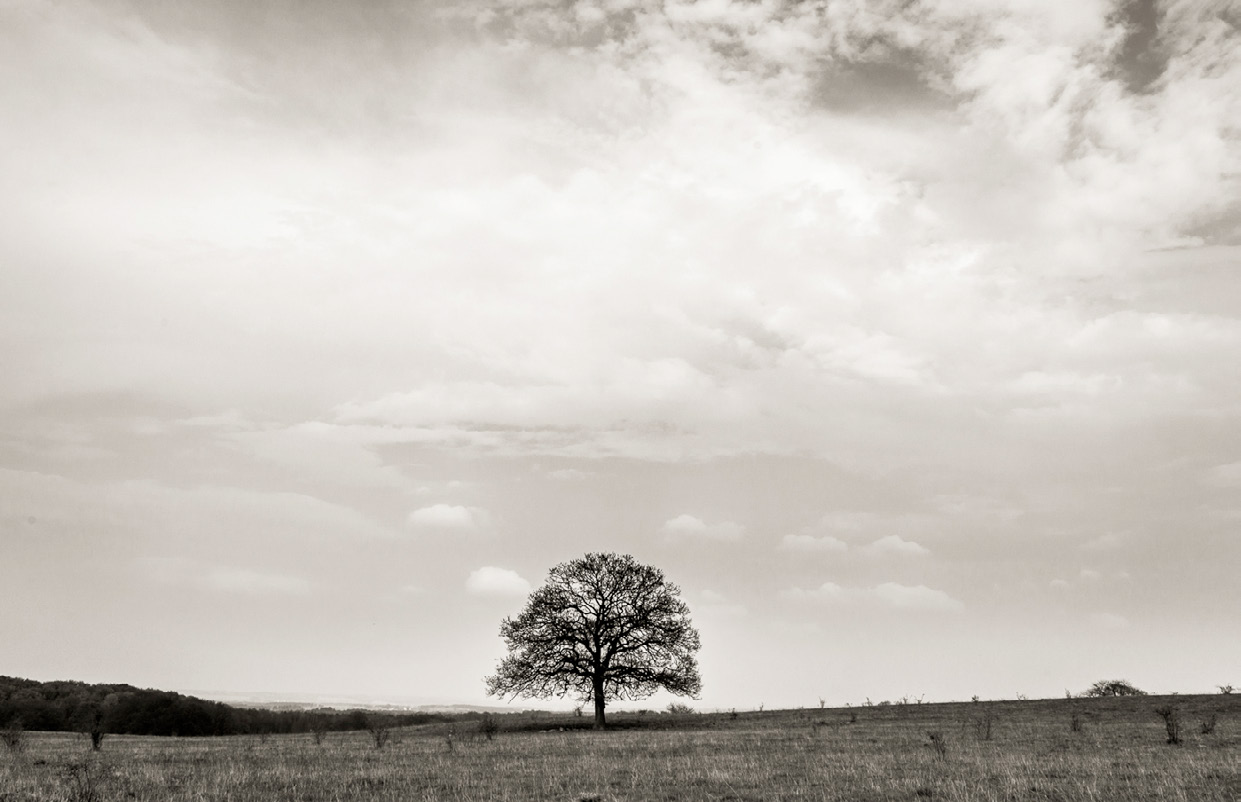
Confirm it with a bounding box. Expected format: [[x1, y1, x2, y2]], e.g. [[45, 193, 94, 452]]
[[660, 514, 745, 542], [779, 533, 848, 553], [408, 504, 486, 530], [465, 566, 532, 597], [548, 468, 594, 481], [863, 535, 931, 557], [1206, 462, 1241, 487], [786, 581, 963, 612], [698, 588, 747, 617]]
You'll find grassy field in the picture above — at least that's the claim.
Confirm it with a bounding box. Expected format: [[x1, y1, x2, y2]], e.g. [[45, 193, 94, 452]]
[[2, 694, 1239, 801]]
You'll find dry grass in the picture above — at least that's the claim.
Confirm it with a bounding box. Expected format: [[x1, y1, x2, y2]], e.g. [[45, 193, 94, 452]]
[[1, 695, 1239, 801]]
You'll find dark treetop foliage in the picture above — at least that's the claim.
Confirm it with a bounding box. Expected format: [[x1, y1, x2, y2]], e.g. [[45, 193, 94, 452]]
[[485, 552, 701, 728], [1083, 679, 1146, 698]]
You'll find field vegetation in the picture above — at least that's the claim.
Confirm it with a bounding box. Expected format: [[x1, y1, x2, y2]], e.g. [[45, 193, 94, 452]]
[[2, 694, 1239, 801]]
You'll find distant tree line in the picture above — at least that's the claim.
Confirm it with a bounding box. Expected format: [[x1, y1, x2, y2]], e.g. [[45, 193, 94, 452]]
[[0, 676, 448, 737]]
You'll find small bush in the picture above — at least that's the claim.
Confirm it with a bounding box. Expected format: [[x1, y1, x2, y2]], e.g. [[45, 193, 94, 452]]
[[971, 705, 996, 741], [365, 718, 391, 750], [1219, 685, 1234, 695], [478, 713, 499, 741], [1154, 706, 1181, 745], [60, 760, 107, 802], [666, 702, 695, 716], [1200, 714, 1217, 735], [926, 731, 948, 760], [1, 717, 24, 753], [1070, 711, 1083, 733]]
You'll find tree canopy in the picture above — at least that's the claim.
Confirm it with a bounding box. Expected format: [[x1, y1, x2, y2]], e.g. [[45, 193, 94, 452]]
[[485, 552, 701, 728], [1083, 679, 1146, 697]]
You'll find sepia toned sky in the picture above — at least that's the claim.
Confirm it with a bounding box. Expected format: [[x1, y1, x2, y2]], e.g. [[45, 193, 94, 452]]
[[2, 0, 1240, 710]]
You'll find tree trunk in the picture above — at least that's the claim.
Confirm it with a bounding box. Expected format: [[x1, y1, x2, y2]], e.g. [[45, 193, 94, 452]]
[[592, 681, 606, 729]]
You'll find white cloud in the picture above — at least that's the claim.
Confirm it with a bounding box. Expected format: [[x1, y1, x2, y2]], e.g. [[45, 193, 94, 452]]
[[779, 533, 848, 553], [786, 581, 963, 612], [870, 582, 963, 611], [697, 588, 748, 617], [863, 535, 931, 557], [660, 514, 744, 542], [1206, 462, 1241, 488], [408, 504, 486, 530], [548, 468, 593, 481], [465, 566, 531, 598]]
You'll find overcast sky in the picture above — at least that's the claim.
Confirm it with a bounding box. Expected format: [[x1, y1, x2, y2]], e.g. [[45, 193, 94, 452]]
[[3, 0, 1240, 710]]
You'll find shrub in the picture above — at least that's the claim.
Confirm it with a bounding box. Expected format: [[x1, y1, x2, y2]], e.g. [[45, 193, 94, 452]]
[[1200, 713, 1217, 735], [971, 705, 996, 741], [666, 702, 695, 716], [365, 717, 391, 749], [1154, 706, 1181, 745], [1219, 685, 1234, 695], [478, 713, 499, 741], [1084, 680, 1145, 697], [926, 731, 948, 760], [1069, 711, 1083, 733], [60, 760, 107, 802], [1, 717, 24, 753]]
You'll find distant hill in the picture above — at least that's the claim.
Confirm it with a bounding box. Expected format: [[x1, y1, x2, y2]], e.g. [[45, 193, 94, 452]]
[[0, 675, 456, 737], [186, 689, 517, 715]]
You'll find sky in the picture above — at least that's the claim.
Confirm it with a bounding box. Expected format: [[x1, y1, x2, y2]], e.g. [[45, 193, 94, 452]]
[[2, 0, 1239, 711]]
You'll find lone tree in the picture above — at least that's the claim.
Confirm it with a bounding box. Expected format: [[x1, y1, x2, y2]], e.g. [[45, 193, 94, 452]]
[[485, 552, 701, 729], [1083, 679, 1145, 697]]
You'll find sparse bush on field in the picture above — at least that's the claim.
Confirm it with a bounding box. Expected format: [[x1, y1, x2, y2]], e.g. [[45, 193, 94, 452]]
[[1154, 706, 1181, 745], [478, 713, 499, 741], [818, 696, 826, 709], [1219, 685, 1234, 695], [848, 710, 858, 724], [666, 702, 695, 716], [926, 731, 948, 760], [365, 717, 391, 749], [1199, 713, 1217, 735], [60, 760, 108, 802], [970, 704, 996, 741], [1084, 679, 1145, 697], [2, 716, 24, 753], [1070, 710, 1083, 733]]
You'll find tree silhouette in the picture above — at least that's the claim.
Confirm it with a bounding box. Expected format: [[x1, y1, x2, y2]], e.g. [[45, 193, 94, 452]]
[[485, 553, 701, 728], [1083, 679, 1145, 697]]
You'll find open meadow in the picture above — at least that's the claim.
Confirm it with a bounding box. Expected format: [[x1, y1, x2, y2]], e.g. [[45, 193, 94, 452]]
[[2, 694, 1239, 801]]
